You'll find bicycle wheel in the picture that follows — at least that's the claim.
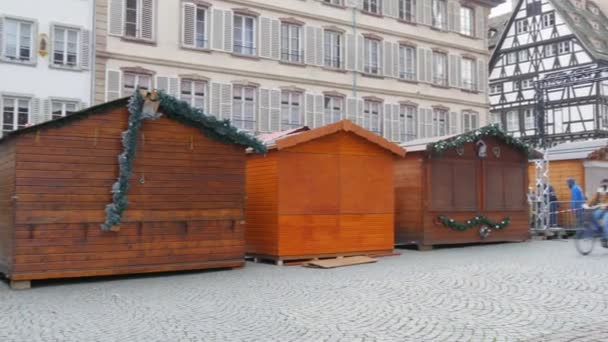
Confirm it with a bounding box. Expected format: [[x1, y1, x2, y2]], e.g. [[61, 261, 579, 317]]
[[575, 228, 596, 255]]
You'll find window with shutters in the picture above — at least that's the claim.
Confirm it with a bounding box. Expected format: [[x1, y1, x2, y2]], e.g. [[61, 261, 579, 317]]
[[51, 100, 78, 120], [233, 85, 256, 131], [2, 96, 29, 133], [459, 6, 474, 36], [182, 3, 208, 49], [461, 57, 475, 91], [180, 79, 206, 110], [516, 19, 529, 33], [234, 14, 256, 55], [433, 108, 449, 136], [462, 111, 478, 132], [324, 95, 343, 124], [399, 0, 416, 22], [3, 18, 34, 62], [363, 0, 382, 15], [124, 0, 153, 40], [431, 0, 447, 30], [399, 45, 416, 80], [363, 100, 381, 134], [506, 110, 518, 131], [281, 23, 302, 63], [432, 51, 447, 86], [324, 31, 343, 69], [52, 26, 80, 67], [523, 108, 535, 129], [364, 38, 380, 75], [280, 91, 302, 129], [542, 12, 555, 28], [123, 72, 152, 95], [399, 105, 417, 141]]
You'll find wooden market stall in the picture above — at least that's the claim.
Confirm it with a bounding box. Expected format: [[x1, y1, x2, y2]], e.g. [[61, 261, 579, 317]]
[[0, 91, 265, 289], [394, 125, 531, 250], [246, 120, 406, 264]]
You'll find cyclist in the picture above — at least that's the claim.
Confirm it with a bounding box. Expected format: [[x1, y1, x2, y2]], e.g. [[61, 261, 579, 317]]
[[583, 178, 608, 248]]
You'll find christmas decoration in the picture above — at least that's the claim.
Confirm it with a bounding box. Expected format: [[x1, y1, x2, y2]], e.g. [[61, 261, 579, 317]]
[[437, 215, 511, 231], [479, 225, 491, 239], [427, 124, 532, 158]]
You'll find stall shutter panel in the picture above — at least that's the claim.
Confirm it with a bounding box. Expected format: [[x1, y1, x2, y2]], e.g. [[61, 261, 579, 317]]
[[182, 2, 196, 47], [485, 164, 505, 210], [423, 0, 432, 26], [106, 70, 121, 101], [431, 161, 453, 209], [141, 0, 154, 41], [270, 89, 281, 132], [357, 35, 364, 72], [314, 94, 323, 127], [477, 59, 487, 93], [346, 97, 357, 122], [260, 17, 271, 58], [224, 11, 233, 52], [346, 34, 356, 70], [259, 88, 270, 132], [505, 166, 526, 209], [417, 48, 426, 82], [109, 0, 124, 36], [450, 111, 458, 134], [383, 104, 392, 140], [211, 82, 221, 118], [315, 28, 323, 66], [305, 94, 314, 127], [169, 78, 179, 97], [416, 0, 425, 24], [156, 76, 169, 92], [476, 6, 485, 39], [270, 19, 280, 59], [80, 29, 91, 69], [212, 9, 223, 50], [305, 26, 316, 65], [383, 41, 392, 77], [453, 162, 478, 209], [357, 99, 364, 126]]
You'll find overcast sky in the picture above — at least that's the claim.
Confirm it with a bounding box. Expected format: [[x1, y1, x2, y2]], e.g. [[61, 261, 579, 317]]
[[491, 0, 513, 17]]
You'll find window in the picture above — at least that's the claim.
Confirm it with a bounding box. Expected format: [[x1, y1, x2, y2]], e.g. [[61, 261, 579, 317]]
[[399, 0, 415, 22], [52, 26, 79, 67], [123, 72, 152, 95], [490, 83, 503, 94], [364, 38, 381, 75], [324, 95, 343, 124], [433, 108, 448, 136], [462, 111, 478, 132], [399, 105, 417, 141], [180, 79, 206, 110], [2, 97, 29, 133], [558, 41, 571, 54], [432, 0, 447, 30], [491, 111, 502, 128], [506, 110, 518, 131], [513, 80, 521, 91], [432, 52, 448, 86], [461, 58, 475, 91], [516, 20, 529, 33], [399, 45, 416, 80], [363, 100, 381, 134], [323, 0, 343, 5], [521, 78, 533, 89], [459, 7, 474, 36], [3, 18, 33, 62], [124, 0, 153, 40], [518, 49, 528, 62], [544, 43, 557, 56], [232, 85, 256, 130], [51, 101, 78, 120], [234, 14, 256, 55], [182, 3, 207, 48], [280, 91, 302, 129], [281, 23, 302, 63], [363, 0, 382, 14], [523, 108, 535, 129], [324, 31, 342, 69], [542, 12, 555, 28], [506, 52, 516, 64]]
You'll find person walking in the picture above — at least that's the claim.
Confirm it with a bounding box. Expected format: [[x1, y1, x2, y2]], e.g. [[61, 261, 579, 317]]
[[567, 178, 585, 228]]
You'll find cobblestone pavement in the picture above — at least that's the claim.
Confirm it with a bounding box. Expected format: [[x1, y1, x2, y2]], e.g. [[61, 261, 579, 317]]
[[1, 240, 608, 342]]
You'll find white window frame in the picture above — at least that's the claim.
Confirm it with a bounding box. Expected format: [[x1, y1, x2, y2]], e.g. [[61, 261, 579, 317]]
[[232, 85, 257, 131], [2, 17, 35, 63], [461, 57, 475, 91], [122, 72, 152, 95], [364, 38, 381, 75], [490, 83, 503, 94], [542, 12, 555, 28], [233, 14, 257, 56], [194, 5, 208, 48], [324, 30, 343, 69], [462, 111, 478, 132], [523, 108, 535, 129], [400, 104, 417, 142], [459, 6, 474, 36], [180, 79, 207, 110], [491, 111, 502, 128], [281, 22, 302, 63], [399, 45, 416, 80], [516, 20, 529, 33], [51, 100, 79, 120], [506, 110, 518, 131], [432, 0, 447, 30], [363, 0, 382, 14], [544, 43, 557, 57], [323, 95, 344, 124], [323, 0, 344, 5], [280, 90, 302, 129], [1, 96, 30, 133], [518, 49, 528, 62], [506, 52, 516, 64], [558, 41, 571, 54], [52, 25, 80, 68], [363, 100, 382, 134], [432, 51, 448, 86], [399, 0, 416, 22], [433, 108, 449, 136], [124, 0, 153, 40]]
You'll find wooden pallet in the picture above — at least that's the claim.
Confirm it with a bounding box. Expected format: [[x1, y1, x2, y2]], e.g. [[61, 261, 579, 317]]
[[246, 250, 398, 266]]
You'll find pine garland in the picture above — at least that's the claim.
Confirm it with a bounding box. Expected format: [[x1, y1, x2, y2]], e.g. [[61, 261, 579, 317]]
[[427, 124, 532, 158], [438, 215, 511, 231]]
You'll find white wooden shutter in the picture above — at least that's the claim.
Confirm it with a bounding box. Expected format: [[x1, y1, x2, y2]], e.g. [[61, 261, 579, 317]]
[[476, 6, 485, 40], [416, 0, 425, 24], [383, 41, 392, 77], [448, 55, 457, 87], [106, 70, 121, 101], [447, 1, 455, 32], [80, 29, 91, 69], [450, 112, 458, 134], [30, 98, 41, 124], [346, 97, 357, 122], [182, 2, 196, 47], [315, 28, 323, 66], [141, 0, 154, 41], [224, 10, 233, 52], [169, 78, 179, 97], [453, 2, 461, 34], [270, 89, 281, 131], [477, 59, 487, 93], [392, 42, 400, 78], [212, 9, 224, 50], [305, 26, 315, 65], [270, 19, 280, 59], [383, 104, 392, 139], [314, 94, 323, 127], [305, 93, 314, 126], [220, 84, 232, 120], [0, 18, 3, 56], [357, 99, 364, 126], [357, 35, 364, 72], [156, 76, 169, 92], [211, 82, 221, 118], [260, 17, 271, 58], [259, 88, 270, 132], [392, 104, 400, 140], [423, 0, 432, 26], [383, 0, 398, 18], [417, 48, 426, 82], [425, 49, 432, 83], [109, 0, 124, 36], [346, 34, 356, 70]]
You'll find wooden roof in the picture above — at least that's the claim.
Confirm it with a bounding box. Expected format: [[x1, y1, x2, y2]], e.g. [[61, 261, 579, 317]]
[[272, 120, 406, 157]]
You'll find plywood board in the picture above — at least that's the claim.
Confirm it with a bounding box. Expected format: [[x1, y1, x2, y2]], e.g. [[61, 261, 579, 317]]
[[303, 256, 377, 269]]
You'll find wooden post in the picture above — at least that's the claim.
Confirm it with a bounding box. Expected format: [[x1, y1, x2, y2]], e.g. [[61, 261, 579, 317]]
[[10, 280, 31, 290]]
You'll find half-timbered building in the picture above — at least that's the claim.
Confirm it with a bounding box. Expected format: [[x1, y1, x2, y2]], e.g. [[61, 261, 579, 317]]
[[489, 0, 608, 146]]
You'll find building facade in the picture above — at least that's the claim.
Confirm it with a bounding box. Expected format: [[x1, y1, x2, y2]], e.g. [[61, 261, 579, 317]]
[[0, 0, 94, 136], [96, 0, 501, 142], [489, 0, 608, 146]]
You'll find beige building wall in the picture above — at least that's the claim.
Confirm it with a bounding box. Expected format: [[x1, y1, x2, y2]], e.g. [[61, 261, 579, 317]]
[[96, 0, 498, 142]]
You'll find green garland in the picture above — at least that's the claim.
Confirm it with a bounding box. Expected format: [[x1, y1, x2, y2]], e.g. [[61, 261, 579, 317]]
[[101, 90, 266, 231], [438, 215, 511, 231], [427, 124, 532, 158]]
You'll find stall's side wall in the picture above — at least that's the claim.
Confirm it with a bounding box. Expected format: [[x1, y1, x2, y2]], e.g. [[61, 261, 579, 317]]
[[11, 109, 247, 280], [0, 140, 16, 275], [394, 155, 424, 245], [245, 153, 279, 256]]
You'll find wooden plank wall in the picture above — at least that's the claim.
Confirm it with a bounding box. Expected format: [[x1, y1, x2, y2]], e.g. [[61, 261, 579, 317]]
[[245, 153, 278, 256], [9, 107, 247, 280], [0, 140, 16, 274], [394, 156, 424, 245]]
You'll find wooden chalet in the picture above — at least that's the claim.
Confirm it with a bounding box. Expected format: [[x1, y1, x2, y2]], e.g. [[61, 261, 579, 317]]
[[394, 125, 531, 249], [0, 91, 264, 289], [246, 120, 406, 264]]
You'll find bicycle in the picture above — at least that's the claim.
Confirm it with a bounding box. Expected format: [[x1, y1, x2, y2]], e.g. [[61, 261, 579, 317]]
[[574, 206, 607, 255]]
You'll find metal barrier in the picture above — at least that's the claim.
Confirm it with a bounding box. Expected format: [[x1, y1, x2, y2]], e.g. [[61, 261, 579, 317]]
[[532, 201, 586, 231]]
